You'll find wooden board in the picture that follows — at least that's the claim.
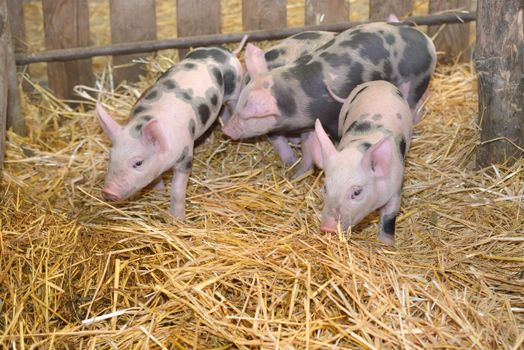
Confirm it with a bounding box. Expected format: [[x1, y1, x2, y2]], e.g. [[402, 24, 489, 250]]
[[1, 0, 24, 136], [475, 0, 523, 166], [177, 0, 221, 59], [428, 0, 472, 63], [110, 0, 157, 84], [242, 0, 287, 31], [369, 0, 412, 20], [6, 0, 24, 52], [0, 0, 8, 172], [42, 0, 92, 102], [305, 0, 349, 25]]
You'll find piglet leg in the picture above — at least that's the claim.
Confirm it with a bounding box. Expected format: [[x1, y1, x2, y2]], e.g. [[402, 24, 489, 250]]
[[377, 192, 402, 246], [170, 163, 192, 221], [292, 131, 316, 179], [269, 134, 297, 166]]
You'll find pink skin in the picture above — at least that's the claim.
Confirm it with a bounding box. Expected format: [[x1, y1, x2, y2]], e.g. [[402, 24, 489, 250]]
[[97, 103, 194, 220], [97, 47, 244, 220], [313, 80, 413, 245]]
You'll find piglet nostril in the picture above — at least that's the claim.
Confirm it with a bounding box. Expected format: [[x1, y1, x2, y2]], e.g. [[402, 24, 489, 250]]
[[102, 188, 120, 201], [320, 216, 339, 233], [320, 225, 338, 233]]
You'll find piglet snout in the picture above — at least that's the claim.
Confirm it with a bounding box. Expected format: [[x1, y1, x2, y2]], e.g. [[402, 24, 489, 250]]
[[102, 187, 122, 201], [320, 216, 338, 233], [222, 122, 241, 140]]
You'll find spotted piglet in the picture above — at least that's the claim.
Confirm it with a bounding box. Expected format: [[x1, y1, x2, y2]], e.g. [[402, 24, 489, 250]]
[[313, 80, 413, 245], [223, 22, 436, 178], [96, 40, 246, 220]]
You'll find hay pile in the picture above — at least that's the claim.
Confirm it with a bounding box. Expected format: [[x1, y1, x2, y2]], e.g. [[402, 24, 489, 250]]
[[2, 1, 523, 349]]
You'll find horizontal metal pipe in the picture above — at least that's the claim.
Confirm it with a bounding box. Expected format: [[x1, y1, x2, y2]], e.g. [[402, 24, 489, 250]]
[[15, 12, 476, 65]]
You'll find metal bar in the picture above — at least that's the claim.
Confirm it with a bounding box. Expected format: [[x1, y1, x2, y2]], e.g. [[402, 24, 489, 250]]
[[15, 12, 476, 65]]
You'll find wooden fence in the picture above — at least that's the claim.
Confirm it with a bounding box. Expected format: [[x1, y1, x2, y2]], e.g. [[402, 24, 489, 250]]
[[1, 0, 481, 170], [8, 0, 473, 100]]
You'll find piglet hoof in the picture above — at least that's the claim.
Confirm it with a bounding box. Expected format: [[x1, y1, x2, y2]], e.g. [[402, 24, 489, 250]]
[[169, 207, 186, 223], [378, 232, 395, 246]]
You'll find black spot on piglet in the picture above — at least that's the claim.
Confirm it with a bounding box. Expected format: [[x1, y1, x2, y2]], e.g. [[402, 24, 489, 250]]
[[210, 94, 218, 106], [188, 119, 196, 137], [223, 70, 236, 96], [211, 67, 224, 87], [198, 104, 211, 125], [399, 136, 407, 160], [381, 213, 397, 236]]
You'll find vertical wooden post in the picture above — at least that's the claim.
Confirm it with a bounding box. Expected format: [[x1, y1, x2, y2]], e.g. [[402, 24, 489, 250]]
[[177, 0, 221, 59], [242, 0, 287, 31], [475, 0, 523, 166], [6, 0, 25, 52], [0, 0, 8, 174], [428, 0, 472, 63], [1, 0, 25, 137], [42, 0, 92, 101], [110, 0, 157, 84], [305, 0, 349, 25], [369, 0, 412, 20]]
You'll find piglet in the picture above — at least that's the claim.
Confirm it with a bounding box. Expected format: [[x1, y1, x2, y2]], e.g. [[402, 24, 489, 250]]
[[96, 38, 246, 220], [223, 22, 436, 178], [313, 80, 414, 245], [257, 31, 337, 166]]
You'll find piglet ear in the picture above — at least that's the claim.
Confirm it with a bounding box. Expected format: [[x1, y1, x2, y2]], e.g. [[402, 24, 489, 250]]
[[96, 103, 122, 141], [142, 119, 167, 152], [245, 43, 268, 78], [313, 119, 337, 169], [361, 137, 393, 177]]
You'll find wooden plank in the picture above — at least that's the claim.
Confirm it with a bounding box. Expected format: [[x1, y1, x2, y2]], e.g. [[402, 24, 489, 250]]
[[177, 0, 221, 59], [42, 0, 92, 101], [428, 0, 472, 63], [242, 0, 287, 31], [474, 0, 523, 166], [1, 0, 8, 172], [6, 0, 25, 52], [14, 12, 477, 65], [369, 0, 412, 20], [1, 0, 25, 137], [109, 0, 157, 84], [305, 0, 349, 25]]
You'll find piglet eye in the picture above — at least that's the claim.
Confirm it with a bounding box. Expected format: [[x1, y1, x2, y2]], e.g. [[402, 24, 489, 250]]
[[351, 187, 362, 199], [133, 160, 143, 169]]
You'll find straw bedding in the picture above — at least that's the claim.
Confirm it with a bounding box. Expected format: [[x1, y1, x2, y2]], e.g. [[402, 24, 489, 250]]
[[2, 1, 523, 349]]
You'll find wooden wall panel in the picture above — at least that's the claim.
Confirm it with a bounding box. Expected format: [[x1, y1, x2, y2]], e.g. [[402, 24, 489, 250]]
[[1, 0, 8, 170], [242, 0, 287, 31], [305, 0, 349, 25], [177, 0, 221, 59], [42, 0, 92, 101], [428, 0, 472, 63], [1, 0, 24, 136], [475, 0, 523, 166], [369, 0, 412, 20], [110, 0, 157, 84], [6, 0, 24, 52]]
